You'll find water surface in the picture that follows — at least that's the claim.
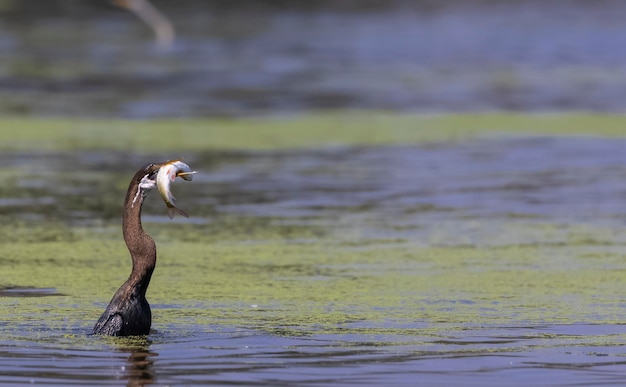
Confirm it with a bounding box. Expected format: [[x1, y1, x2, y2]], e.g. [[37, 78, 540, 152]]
[[2, 135, 626, 385], [2, 2, 626, 117]]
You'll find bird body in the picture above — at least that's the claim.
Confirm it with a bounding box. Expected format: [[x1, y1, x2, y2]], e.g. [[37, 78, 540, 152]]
[[92, 282, 152, 336], [92, 160, 194, 336]]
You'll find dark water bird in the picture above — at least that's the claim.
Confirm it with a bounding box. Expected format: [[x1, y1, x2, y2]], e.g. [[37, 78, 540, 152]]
[[92, 160, 195, 336]]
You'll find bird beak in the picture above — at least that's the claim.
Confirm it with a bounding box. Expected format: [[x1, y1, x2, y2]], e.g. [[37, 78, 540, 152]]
[[176, 171, 197, 181]]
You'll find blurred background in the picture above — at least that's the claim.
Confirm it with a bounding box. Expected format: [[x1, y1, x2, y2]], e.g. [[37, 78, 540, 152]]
[[1, 0, 625, 119]]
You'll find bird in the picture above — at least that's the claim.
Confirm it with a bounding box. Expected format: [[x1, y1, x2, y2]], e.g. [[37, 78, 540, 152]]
[[92, 160, 194, 336], [112, 0, 175, 48]]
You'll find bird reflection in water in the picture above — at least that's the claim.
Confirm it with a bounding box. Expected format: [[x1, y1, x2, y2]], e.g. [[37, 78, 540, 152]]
[[124, 347, 157, 387]]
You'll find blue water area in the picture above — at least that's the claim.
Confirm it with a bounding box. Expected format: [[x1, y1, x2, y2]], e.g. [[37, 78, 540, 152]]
[[2, 324, 626, 386], [0, 2, 626, 117]]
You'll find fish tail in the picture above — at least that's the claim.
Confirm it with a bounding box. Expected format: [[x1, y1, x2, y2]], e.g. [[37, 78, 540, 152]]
[[167, 206, 189, 219]]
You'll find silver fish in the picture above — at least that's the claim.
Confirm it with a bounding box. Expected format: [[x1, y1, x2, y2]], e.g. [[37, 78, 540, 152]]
[[156, 160, 196, 219]]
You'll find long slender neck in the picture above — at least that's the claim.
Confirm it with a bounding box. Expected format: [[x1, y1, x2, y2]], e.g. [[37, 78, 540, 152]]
[[122, 179, 157, 296]]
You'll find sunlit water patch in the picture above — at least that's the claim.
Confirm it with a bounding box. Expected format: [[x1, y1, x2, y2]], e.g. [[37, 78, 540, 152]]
[[2, 135, 626, 385]]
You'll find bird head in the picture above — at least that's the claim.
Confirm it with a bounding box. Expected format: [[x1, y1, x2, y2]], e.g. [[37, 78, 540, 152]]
[[137, 161, 170, 188], [131, 161, 174, 206], [131, 160, 196, 209]]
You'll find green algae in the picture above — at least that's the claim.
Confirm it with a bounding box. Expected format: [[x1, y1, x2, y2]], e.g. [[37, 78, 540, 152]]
[[3, 221, 626, 339], [1, 120, 626, 345], [0, 113, 625, 152]]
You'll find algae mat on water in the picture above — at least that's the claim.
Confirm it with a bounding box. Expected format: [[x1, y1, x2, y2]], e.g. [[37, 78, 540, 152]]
[[0, 113, 625, 151], [3, 227, 626, 337], [2, 128, 626, 340]]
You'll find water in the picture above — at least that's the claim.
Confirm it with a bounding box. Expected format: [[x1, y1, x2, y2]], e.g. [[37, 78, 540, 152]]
[[2, 135, 626, 385], [2, 1, 626, 117], [5, 325, 626, 386]]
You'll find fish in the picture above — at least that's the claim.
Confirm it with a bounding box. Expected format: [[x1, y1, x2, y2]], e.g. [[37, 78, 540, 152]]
[[156, 160, 196, 219]]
